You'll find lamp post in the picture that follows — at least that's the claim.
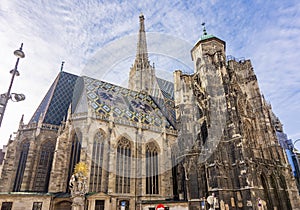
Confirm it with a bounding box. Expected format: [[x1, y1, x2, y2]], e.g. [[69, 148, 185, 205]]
[[294, 139, 300, 149], [0, 43, 25, 127]]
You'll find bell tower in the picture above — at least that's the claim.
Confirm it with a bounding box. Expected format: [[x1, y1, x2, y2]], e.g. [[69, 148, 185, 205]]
[[128, 14, 156, 93], [191, 23, 226, 77]]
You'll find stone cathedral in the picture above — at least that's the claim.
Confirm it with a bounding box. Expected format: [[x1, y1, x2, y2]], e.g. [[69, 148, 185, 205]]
[[0, 15, 299, 210]]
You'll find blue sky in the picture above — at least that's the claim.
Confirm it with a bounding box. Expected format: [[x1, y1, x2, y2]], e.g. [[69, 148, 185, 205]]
[[0, 0, 299, 149]]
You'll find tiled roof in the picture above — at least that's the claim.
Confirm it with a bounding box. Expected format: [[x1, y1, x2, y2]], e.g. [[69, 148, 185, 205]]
[[82, 76, 174, 129], [30, 71, 78, 125], [30, 72, 176, 130], [152, 78, 176, 128], [156, 78, 174, 100]]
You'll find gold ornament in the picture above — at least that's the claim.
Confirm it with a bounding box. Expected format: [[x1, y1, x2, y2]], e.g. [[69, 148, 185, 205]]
[[74, 162, 88, 176]]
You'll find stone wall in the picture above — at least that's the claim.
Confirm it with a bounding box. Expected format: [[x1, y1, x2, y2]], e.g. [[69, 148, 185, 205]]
[[0, 193, 52, 210], [49, 111, 177, 208], [173, 35, 300, 209]]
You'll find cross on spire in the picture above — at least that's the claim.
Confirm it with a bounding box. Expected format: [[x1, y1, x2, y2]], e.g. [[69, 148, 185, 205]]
[[202, 22, 207, 35]]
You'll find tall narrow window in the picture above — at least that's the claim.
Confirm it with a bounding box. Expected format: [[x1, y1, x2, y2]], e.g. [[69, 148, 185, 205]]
[[89, 132, 105, 192], [146, 142, 159, 194], [270, 176, 280, 209], [199, 165, 208, 198], [1, 202, 13, 210], [67, 132, 82, 191], [115, 137, 131, 193], [261, 174, 272, 209], [171, 147, 179, 200], [189, 169, 199, 199], [33, 141, 55, 192], [201, 121, 208, 144], [279, 175, 292, 210], [13, 141, 30, 192]]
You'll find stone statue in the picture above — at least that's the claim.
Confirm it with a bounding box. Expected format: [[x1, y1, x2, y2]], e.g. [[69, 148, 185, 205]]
[[69, 162, 88, 197]]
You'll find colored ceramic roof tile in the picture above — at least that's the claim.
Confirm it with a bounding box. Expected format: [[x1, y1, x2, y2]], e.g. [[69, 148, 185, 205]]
[[82, 76, 174, 129]]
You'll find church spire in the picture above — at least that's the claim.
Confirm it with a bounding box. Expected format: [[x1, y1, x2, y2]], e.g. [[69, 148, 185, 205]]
[[135, 13, 149, 66], [129, 14, 156, 92]]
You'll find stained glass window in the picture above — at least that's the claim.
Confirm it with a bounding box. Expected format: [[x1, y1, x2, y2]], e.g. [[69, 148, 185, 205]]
[[89, 132, 105, 192], [67, 132, 81, 191], [13, 141, 30, 192], [146, 142, 159, 194], [115, 137, 131, 193], [171, 146, 179, 199], [33, 141, 55, 192]]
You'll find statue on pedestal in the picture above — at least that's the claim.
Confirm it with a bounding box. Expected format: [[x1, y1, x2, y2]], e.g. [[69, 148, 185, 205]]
[[69, 162, 88, 210]]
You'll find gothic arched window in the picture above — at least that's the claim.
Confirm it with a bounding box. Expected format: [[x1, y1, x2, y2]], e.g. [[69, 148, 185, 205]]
[[261, 174, 272, 209], [278, 175, 292, 209], [189, 169, 199, 199], [33, 141, 55, 192], [146, 142, 159, 194], [89, 132, 105, 192], [67, 132, 82, 191], [171, 146, 179, 199], [115, 137, 131, 194], [13, 141, 30, 192], [201, 120, 208, 144], [270, 175, 281, 209]]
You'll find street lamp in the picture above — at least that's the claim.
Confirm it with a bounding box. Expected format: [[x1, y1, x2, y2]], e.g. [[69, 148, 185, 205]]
[[0, 43, 26, 127], [294, 139, 300, 149]]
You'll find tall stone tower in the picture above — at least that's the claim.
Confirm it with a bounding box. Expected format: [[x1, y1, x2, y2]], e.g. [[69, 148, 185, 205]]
[[128, 14, 156, 93], [174, 25, 300, 209]]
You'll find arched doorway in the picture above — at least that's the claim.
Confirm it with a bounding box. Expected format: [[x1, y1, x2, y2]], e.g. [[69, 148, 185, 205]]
[[55, 201, 72, 210]]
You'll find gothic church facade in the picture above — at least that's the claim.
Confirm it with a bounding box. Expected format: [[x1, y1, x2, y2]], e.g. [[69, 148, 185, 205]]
[[0, 15, 299, 210]]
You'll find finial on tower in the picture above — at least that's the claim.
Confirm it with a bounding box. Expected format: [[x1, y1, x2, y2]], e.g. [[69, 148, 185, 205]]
[[136, 13, 148, 61], [129, 14, 155, 92], [20, 114, 24, 123], [202, 22, 207, 35], [19, 114, 24, 128], [60, 61, 65, 72], [139, 13, 145, 32]]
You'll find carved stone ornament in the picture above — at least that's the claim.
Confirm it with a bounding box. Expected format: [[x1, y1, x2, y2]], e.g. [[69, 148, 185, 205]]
[[69, 162, 88, 197]]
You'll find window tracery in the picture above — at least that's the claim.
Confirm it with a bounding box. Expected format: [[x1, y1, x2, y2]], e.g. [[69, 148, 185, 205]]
[[115, 137, 131, 193], [90, 132, 105, 192], [67, 132, 82, 192], [146, 142, 159, 194], [13, 141, 30, 192], [33, 141, 55, 192]]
